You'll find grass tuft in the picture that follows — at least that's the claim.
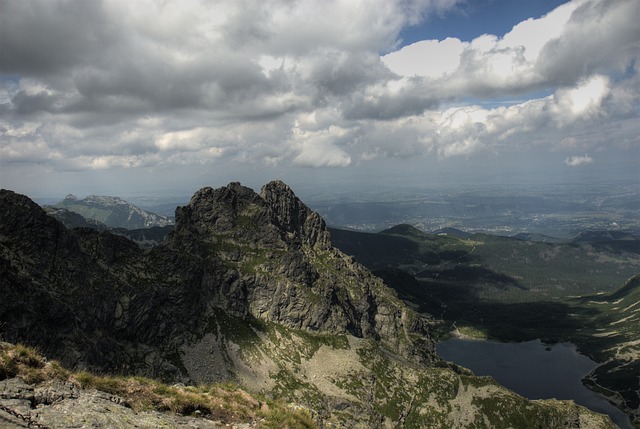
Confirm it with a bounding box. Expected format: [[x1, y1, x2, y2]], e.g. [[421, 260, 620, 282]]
[[0, 342, 319, 428], [0, 342, 59, 384]]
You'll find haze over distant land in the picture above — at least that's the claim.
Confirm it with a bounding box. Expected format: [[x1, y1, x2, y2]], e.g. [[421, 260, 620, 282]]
[[1, 0, 638, 198]]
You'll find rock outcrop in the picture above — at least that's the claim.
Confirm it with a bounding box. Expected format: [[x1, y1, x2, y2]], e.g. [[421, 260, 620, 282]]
[[1, 182, 430, 377], [0, 376, 242, 429], [169, 181, 431, 362]]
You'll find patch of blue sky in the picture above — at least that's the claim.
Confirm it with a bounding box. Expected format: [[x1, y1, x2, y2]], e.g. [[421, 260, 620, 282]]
[[400, 0, 571, 45], [456, 88, 556, 109]]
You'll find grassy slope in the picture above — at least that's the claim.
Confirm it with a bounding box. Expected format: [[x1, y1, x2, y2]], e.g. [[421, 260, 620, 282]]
[[0, 341, 317, 429], [329, 225, 640, 425], [0, 331, 618, 429]]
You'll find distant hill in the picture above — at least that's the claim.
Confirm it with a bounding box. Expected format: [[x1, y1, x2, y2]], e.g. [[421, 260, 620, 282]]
[[432, 227, 473, 239], [511, 232, 563, 243], [327, 227, 437, 269], [43, 206, 108, 230], [139, 202, 184, 218], [331, 224, 640, 300], [381, 223, 431, 239], [571, 230, 639, 242], [45, 199, 174, 247], [570, 230, 640, 254], [51, 194, 174, 230]]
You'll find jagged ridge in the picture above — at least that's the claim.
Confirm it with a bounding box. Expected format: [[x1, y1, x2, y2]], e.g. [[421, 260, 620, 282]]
[[0, 184, 618, 428], [1, 182, 431, 374], [169, 181, 432, 362]]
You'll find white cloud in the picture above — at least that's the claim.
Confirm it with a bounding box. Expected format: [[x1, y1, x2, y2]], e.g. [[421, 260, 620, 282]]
[[552, 75, 610, 125], [559, 137, 578, 149], [0, 0, 637, 194], [155, 128, 210, 152], [338, 71, 634, 160], [564, 154, 594, 167], [384, 0, 638, 99], [499, 1, 576, 62], [291, 125, 352, 167], [382, 38, 465, 78]]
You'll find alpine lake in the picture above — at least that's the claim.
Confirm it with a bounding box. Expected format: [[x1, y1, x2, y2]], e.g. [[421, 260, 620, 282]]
[[436, 338, 633, 429]]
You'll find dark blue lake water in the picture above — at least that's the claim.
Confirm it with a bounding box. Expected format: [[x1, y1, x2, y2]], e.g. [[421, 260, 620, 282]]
[[436, 339, 632, 429]]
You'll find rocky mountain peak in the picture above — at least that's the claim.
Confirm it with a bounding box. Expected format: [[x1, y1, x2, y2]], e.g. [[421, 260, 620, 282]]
[[169, 181, 433, 362], [180, 182, 265, 223], [0, 189, 67, 247], [174, 181, 330, 250], [172, 182, 277, 249], [260, 180, 330, 249]]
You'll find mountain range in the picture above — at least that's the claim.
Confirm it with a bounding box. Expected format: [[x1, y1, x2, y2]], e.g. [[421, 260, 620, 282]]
[[0, 182, 624, 428], [328, 224, 640, 426], [50, 194, 174, 229]]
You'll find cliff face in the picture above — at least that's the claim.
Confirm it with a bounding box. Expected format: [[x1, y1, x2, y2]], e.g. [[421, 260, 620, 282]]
[[168, 181, 431, 361], [0, 182, 430, 376], [0, 184, 618, 428]]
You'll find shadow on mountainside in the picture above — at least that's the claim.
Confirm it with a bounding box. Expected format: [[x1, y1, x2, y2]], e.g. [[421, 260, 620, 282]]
[[375, 267, 640, 425], [374, 267, 598, 344]]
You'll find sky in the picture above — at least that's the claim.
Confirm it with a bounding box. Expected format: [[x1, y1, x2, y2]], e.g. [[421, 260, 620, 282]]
[[1, 0, 639, 198]]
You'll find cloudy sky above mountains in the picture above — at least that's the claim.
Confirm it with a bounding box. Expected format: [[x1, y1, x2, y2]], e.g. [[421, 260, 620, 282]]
[[1, 0, 638, 197]]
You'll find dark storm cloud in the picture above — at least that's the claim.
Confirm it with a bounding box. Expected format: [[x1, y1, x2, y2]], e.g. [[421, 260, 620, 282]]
[[10, 90, 59, 115], [341, 80, 441, 120], [0, 0, 114, 76], [308, 51, 391, 98]]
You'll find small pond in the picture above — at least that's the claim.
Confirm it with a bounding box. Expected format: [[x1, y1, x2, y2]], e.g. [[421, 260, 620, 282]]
[[436, 338, 632, 429]]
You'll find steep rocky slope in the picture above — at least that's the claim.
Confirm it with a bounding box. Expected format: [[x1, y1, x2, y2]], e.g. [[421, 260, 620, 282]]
[[0, 183, 618, 428]]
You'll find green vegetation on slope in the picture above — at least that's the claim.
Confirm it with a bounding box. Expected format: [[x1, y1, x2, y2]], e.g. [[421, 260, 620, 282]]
[[330, 225, 640, 425], [0, 341, 317, 429], [381, 225, 638, 300], [576, 275, 640, 421]]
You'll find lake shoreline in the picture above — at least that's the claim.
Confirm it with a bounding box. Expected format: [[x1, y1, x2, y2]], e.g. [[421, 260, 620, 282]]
[[436, 337, 632, 429]]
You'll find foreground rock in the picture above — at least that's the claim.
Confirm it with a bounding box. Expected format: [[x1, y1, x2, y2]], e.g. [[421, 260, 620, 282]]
[[0, 377, 232, 429]]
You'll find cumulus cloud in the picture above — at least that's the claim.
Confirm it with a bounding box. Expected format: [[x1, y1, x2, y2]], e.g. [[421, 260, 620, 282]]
[[552, 75, 610, 125], [291, 124, 353, 167], [0, 0, 637, 193], [383, 0, 638, 97], [382, 38, 465, 78], [564, 154, 594, 167]]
